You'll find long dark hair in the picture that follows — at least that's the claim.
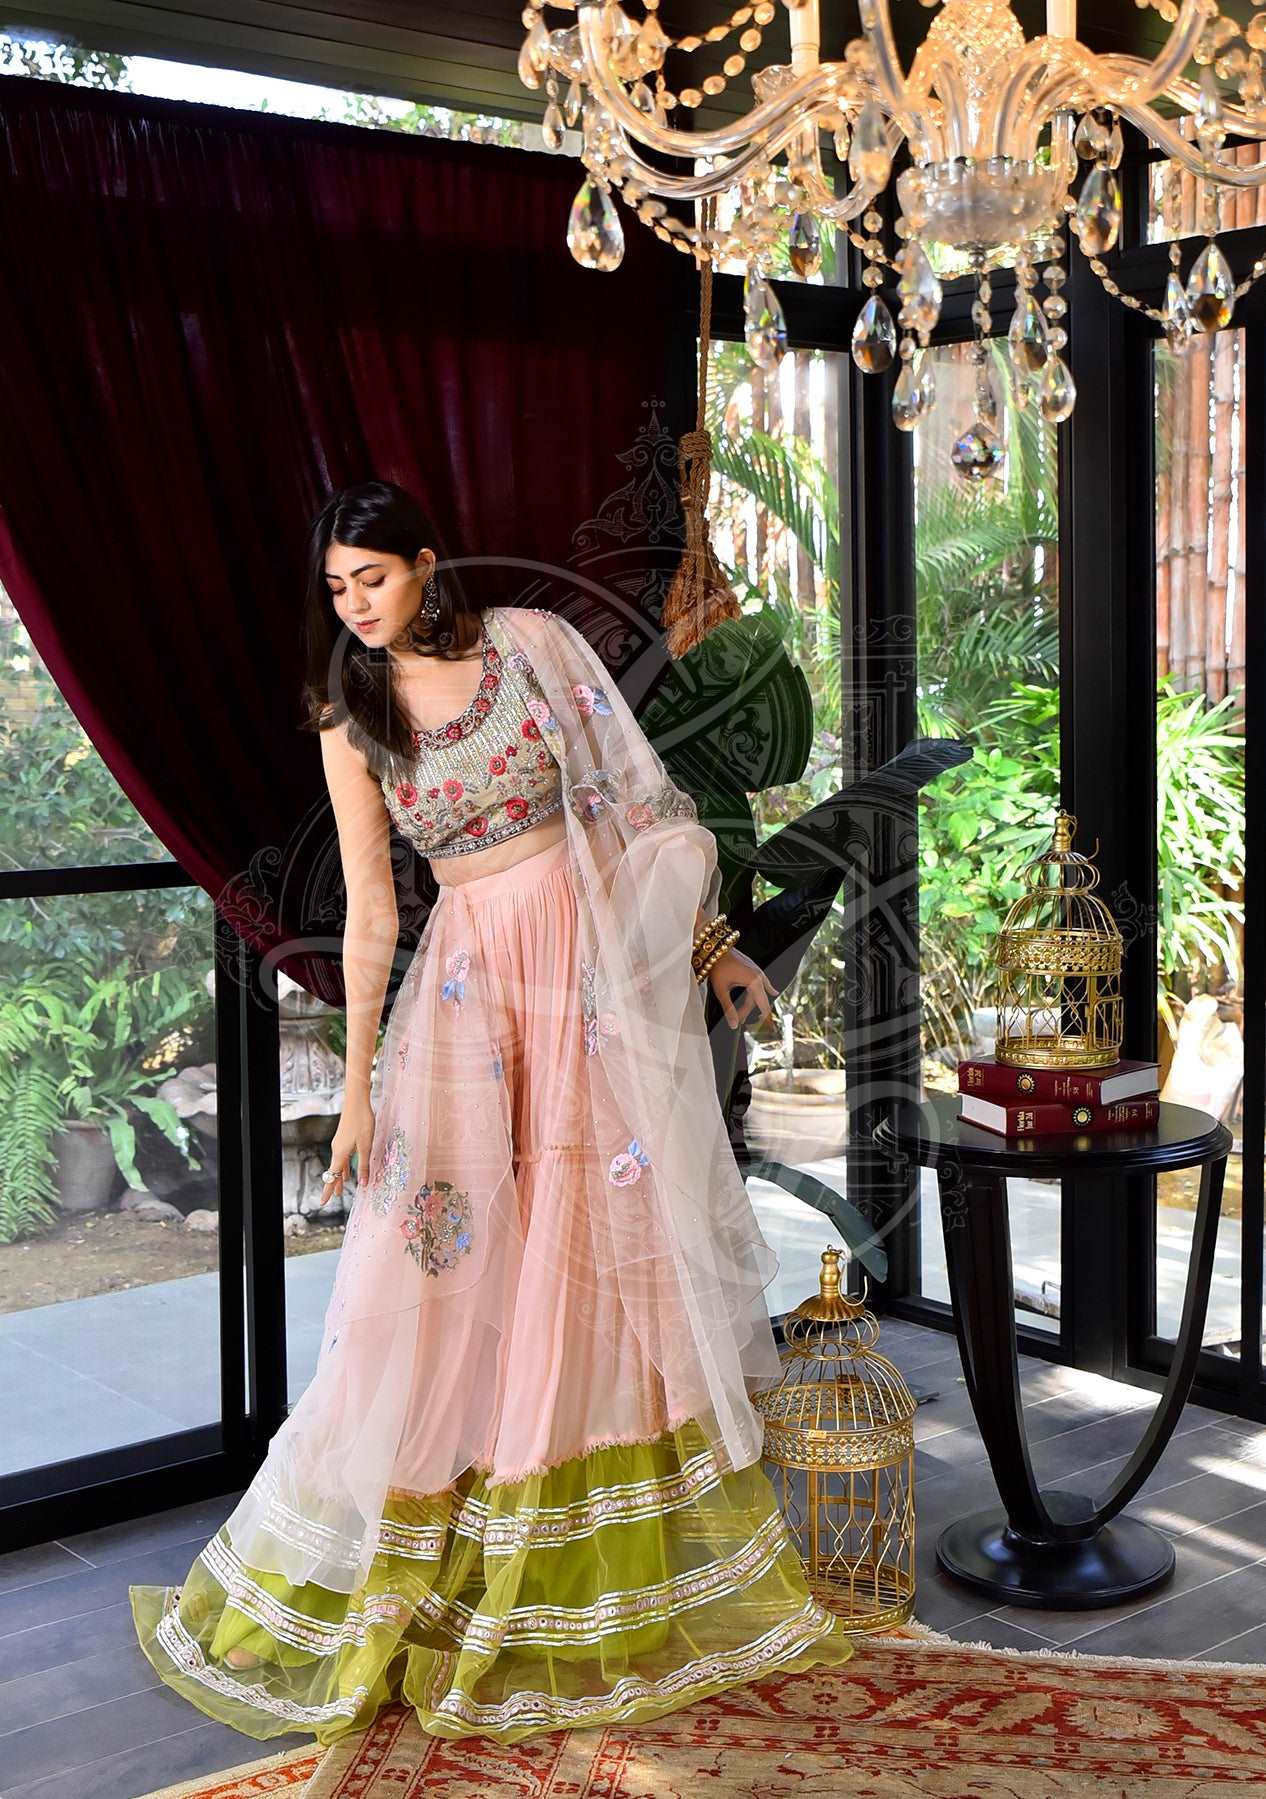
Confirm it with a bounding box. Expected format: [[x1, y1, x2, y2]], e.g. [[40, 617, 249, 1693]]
[[299, 480, 482, 782]]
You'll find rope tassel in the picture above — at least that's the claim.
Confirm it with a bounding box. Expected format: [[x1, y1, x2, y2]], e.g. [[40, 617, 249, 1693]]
[[662, 195, 743, 661]]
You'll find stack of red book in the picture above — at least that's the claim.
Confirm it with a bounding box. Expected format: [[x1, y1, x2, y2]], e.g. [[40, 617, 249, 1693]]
[[956, 1056, 1161, 1137]]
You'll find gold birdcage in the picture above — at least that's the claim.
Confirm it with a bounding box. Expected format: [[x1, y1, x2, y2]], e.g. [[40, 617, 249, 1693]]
[[752, 1248, 916, 1632], [993, 808, 1124, 1070]]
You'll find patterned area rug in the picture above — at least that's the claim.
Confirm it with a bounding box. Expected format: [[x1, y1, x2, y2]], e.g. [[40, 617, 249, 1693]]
[[139, 1743, 324, 1796], [141, 1623, 1266, 1798], [303, 1627, 1266, 1799]]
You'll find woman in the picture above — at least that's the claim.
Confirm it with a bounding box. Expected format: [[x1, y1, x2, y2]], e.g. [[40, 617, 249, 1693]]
[[129, 481, 856, 1745]]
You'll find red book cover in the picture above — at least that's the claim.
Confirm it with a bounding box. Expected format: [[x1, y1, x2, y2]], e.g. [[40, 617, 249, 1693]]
[[958, 1055, 1160, 1106], [958, 1094, 1160, 1137]]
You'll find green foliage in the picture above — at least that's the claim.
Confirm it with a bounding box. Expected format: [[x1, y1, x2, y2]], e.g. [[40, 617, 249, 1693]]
[[911, 350, 1062, 1055], [1155, 678, 1245, 1032], [918, 688, 1060, 1054], [0, 960, 206, 1243], [0, 618, 213, 1240], [0, 990, 62, 1237]]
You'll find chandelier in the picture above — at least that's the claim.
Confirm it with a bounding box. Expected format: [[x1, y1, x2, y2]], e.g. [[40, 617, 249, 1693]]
[[518, 0, 1266, 480]]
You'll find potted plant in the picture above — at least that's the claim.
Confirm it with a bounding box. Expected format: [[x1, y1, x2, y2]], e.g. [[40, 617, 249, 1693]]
[[0, 962, 206, 1238]]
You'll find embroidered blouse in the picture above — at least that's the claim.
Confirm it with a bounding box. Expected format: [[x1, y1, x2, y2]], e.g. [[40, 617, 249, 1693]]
[[379, 610, 564, 858]]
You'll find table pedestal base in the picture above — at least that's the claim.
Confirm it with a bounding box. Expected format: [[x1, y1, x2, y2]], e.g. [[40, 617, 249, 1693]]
[[936, 1488, 1177, 1608]]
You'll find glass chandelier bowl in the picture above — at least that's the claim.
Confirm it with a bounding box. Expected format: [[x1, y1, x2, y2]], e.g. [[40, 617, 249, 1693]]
[[520, 0, 1266, 474]]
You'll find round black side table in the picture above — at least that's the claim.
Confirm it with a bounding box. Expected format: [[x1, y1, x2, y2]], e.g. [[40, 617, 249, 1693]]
[[873, 1092, 1232, 1610]]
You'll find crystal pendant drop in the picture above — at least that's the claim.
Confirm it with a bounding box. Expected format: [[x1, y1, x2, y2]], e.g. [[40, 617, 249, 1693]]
[[566, 179, 624, 270], [917, 350, 937, 414], [541, 101, 565, 151], [849, 100, 892, 188], [851, 295, 897, 373], [896, 240, 942, 334], [744, 271, 788, 367], [564, 77, 583, 126], [891, 351, 936, 429], [788, 212, 822, 280], [951, 421, 1005, 483], [1186, 240, 1235, 332], [892, 361, 920, 432], [517, 19, 549, 89], [1076, 166, 1122, 256], [975, 366, 1000, 429], [1163, 270, 1192, 350], [1008, 292, 1050, 374], [1038, 354, 1077, 423], [1074, 111, 1111, 159], [635, 11, 671, 72]]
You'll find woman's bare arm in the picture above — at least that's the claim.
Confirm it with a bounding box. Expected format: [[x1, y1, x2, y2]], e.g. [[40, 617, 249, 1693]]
[[318, 716, 398, 1107]]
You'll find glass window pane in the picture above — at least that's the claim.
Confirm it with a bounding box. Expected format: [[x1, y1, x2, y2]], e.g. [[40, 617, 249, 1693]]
[[1147, 143, 1266, 244], [912, 339, 1062, 1334], [0, 887, 222, 1472], [1153, 331, 1246, 1355], [282, 990, 352, 1408], [701, 341, 851, 1313], [0, 591, 172, 870]]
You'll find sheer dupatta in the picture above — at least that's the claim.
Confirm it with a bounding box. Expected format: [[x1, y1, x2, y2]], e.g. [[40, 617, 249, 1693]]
[[219, 603, 787, 1598], [485, 603, 783, 1476]]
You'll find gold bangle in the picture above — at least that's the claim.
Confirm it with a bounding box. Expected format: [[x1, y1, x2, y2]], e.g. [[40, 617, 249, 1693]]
[[695, 925, 739, 966], [694, 926, 740, 982], [691, 912, 728, 958]]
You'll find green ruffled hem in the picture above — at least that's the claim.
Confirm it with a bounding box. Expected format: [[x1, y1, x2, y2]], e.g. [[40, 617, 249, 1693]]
[[129, 1418, 857, 1745]]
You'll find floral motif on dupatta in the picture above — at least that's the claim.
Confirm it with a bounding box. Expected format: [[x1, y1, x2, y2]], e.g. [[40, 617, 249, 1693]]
[[401, 1178, 474, 1276], [369, 1123, 411, 1218]]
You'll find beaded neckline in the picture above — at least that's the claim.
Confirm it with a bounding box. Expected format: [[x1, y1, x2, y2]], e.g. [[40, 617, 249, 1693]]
[[406, 615, 502, 751]]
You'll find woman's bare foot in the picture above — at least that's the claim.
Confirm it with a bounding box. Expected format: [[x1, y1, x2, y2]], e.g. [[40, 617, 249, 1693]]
[[224, 1645, 263, 1669]]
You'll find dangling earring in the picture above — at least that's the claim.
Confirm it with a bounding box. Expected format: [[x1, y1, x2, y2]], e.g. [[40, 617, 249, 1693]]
[[407, 570, 440, 648]]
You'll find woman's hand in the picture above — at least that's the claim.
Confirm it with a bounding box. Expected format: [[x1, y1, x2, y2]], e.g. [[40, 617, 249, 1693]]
[[320, 1094, 377, 1208], [707, 947, 779, 1031]]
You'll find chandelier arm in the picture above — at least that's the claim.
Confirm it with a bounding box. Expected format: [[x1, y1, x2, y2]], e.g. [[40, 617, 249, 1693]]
[[794, 111, 907, 223], [921, 53, 966, 162], [605, 123, 822, 200], [858, 0, 921, 139], [1117, 102, 1266, 184], [574, 4, 858, 161], [1113, 0, 1208, 107], [796, 165, 896, 225], [993, 0, 1204, 160], [995, 45, 1120, 159], [1132, 68, 1266, 141]]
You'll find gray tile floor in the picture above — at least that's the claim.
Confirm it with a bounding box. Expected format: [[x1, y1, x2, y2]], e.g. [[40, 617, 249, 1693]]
[[2, 1318, 1264, 1799]]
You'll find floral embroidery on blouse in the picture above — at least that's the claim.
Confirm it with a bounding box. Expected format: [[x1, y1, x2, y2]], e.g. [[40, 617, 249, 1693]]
[[407, 625, 502, 752], [609, 1138, 651, 1185], [401, 1179, 474, 1276], [442, 949, 470, 1010], [371, 1123, 411, 1217]]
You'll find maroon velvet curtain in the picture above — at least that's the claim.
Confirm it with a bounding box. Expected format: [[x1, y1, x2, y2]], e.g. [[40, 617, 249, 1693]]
[[0, 74, 693, 1002]]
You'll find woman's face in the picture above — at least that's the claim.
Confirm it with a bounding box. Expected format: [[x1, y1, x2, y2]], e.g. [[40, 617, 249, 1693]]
[[325, 542, 435, 648]]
